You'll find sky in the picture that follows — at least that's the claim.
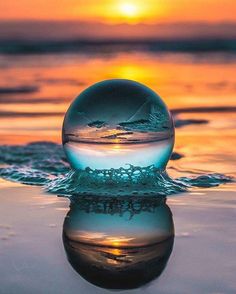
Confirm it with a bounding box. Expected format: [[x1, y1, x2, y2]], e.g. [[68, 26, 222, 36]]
[[1, 0, 236, 23], [0, 0, 236, 40]]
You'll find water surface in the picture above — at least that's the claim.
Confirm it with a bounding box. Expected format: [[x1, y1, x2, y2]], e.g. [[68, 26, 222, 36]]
[[0, 48, 236, 292]]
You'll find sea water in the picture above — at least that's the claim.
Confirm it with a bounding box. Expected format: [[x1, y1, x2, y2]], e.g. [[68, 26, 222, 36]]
[[0, 80, 232, 197]]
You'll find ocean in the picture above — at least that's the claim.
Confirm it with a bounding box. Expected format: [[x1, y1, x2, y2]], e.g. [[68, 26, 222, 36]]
[[0, 41, 236, 293]]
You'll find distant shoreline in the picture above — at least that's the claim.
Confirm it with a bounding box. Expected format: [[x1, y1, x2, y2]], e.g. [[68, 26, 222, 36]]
[[1, 38, 236, 54]]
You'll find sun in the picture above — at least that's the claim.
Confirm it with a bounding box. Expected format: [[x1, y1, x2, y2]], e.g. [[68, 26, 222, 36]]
[[119, 3, 138, 18], [105, 1, 152, 24]]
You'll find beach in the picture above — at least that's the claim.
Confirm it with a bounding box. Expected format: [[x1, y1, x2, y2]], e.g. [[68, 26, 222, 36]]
[[0, 48, 236, 293], [1, 182, 236, 293]]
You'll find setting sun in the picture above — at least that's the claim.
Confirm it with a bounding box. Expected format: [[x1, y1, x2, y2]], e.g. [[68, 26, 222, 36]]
[[120, 3, 138, 17], [0, 0, 236, 24]]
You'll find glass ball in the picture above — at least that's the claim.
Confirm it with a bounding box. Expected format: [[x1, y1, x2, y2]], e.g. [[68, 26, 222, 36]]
[[62, 79, 174, 171]]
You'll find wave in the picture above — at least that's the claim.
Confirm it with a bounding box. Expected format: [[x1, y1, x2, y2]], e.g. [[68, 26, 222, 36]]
[[1, 39, 236, 55], [0, 85, 39, 95], [0, 142, 232, 197], [1, 105, 235, 118], [172, 106, 236, 114]]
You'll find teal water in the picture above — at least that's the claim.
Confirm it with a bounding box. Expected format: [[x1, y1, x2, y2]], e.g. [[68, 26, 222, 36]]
[[0, 142, 232, 197]]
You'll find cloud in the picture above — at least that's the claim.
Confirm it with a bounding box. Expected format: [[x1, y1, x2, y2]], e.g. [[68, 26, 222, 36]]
[[1, 20, 236, 41]]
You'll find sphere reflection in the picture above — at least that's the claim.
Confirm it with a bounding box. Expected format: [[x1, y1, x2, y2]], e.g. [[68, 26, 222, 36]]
[[63, 196, 174, 290], [62, 79, 174, 171]]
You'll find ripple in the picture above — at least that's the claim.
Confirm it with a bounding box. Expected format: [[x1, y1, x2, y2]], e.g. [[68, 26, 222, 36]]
[[0, 142, 233, 197]]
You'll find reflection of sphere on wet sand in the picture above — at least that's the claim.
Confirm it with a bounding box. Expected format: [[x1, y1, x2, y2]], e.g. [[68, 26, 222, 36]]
[[63, 196, 174, 290]]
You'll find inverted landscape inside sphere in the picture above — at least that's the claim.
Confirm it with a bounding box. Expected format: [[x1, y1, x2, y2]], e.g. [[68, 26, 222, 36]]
[[62, 79, 174, 170]]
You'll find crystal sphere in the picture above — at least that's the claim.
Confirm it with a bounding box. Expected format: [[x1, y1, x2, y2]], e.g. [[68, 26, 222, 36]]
[[62, 79, 174, 171]]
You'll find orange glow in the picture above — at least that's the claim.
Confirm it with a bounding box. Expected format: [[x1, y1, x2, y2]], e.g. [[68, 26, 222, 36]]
[[0, 0, 236, 23], [68, 230, 136, 247], [112, 241, 121, 247], [0, 50, 236, 181], [114, 64, 152, 81], [1, 52, 236, 146]]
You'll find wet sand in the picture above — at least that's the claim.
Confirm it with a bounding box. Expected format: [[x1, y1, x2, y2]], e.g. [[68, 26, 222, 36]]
[[1, 182, 235, 294], [1, 50, 236, 293]]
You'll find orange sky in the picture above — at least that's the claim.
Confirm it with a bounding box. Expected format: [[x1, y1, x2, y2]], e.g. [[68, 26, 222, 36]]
[[1, 0, 236, 23]]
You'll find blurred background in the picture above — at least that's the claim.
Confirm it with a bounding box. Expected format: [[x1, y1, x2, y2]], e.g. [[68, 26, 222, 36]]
[[0, 0, 236, 176], [1, 4, 236, 293]]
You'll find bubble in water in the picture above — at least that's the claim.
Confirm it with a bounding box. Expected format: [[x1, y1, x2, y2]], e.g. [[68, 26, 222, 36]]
[[62, 79, 174, 171]]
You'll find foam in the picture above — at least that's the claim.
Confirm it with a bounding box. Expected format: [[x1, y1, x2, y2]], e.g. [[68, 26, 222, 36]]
[[0, 142, 232, 197]]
